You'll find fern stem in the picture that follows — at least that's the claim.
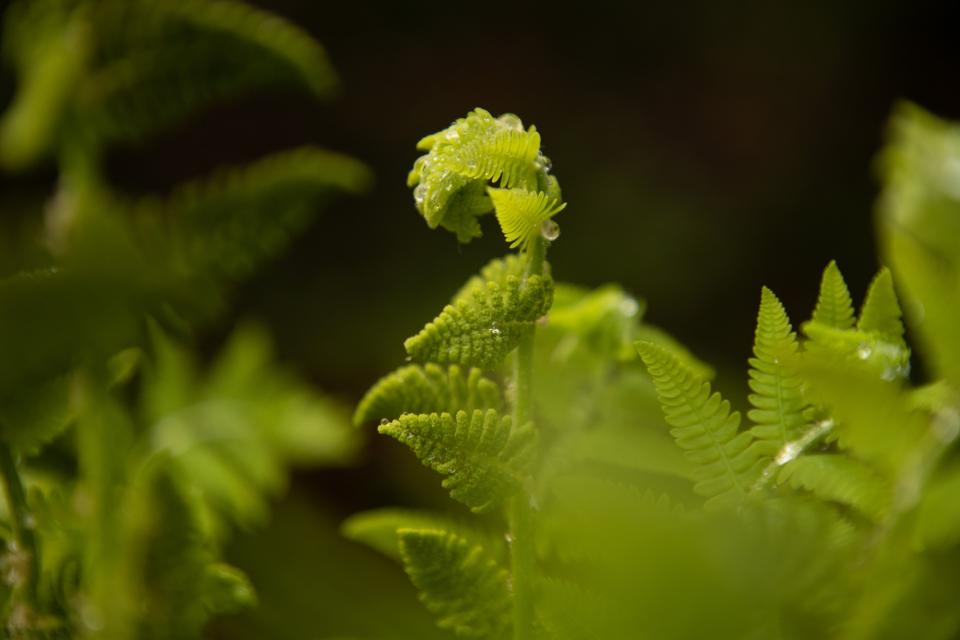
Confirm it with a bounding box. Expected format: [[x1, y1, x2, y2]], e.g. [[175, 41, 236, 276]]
[[0, 442, 40, 615], [509, 235, 546, 640]]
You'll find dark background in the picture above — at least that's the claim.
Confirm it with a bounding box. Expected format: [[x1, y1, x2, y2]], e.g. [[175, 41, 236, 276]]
[[3, 1, 960, 635]]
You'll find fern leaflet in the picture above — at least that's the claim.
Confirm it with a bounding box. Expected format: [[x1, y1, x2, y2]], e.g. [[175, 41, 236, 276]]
[[811, 260, 856, 330], [379, 409, 536, 513], [748, 287, 808, 454], [857, 267, 906, 347], [488, 188, 566, 252], [637, 341, 763, 509], [778, 454, 889, 521], [404, 274, 553, 369], [398, 528, 512, 639]]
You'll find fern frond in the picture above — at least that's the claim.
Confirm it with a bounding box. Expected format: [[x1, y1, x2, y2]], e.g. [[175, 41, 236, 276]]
[[404, 274, 553, 369], [488, 188, 566, 252], [857, 267, 906, 346], [398, 528, 511, 639], [135, 146, 370, 284], [637, 341, 762, 509], [353, 364, 502, 427], [748, 287, 808, 453], [341, 508, 504, 563], [408, 108, 559, 243], [811, 260, 856, 330], [778, 454, 889, 521], [451, 254, 528, 303], [378, 409, 536, 513]]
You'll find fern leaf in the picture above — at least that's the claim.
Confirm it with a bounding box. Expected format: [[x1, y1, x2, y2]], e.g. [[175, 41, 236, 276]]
[[378, 409, 536, 513], [748, 287, 808, 453], [778, 454, 889, 521], [801, 323, 910, 382], [408, 108, 558, 243], [451, 254, 529, 304], [398, 528, 511, 638], [353, 363, 502, 427], [488, 188, 566, 252], [637, 341, 762, 509], [857, 267, 906, 346], [811, 260, 856, 330], [135, 146, 370, 284], [341, 507, 504, 563], [405, 274, 553, 369]]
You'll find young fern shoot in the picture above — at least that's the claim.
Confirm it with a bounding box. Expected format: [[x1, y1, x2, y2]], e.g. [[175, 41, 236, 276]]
[[350, 108, 564, 640]]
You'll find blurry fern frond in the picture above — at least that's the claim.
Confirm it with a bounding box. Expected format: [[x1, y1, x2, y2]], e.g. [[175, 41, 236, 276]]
[[0, 0, 339, 166], [398, 528, 512, 639], [747, 287, 809, 455], [353, 364, 502, 427], [778, 455, 890, 522], [379, 409, 536, 513], [407, 108, 561, 244], [405, 273, 553, 369], [637, 341, 763, 510]]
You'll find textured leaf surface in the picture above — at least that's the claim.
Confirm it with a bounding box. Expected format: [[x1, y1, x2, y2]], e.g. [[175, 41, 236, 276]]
[[379, 409, 535, 512], [407, 108, 557, 243], [748, 287, 808, 453], [811, 260, 856, 330], [779, 454, 889, 521], [637, 341, 762, 509], [405, 274, 553, 369], [399, 528, 511, 638], [487, 187, 565, 251], [354, 364, 501, 427]]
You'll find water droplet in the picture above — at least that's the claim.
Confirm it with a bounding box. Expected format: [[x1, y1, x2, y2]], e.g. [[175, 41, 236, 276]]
[[498, 113, 524, 132], [380, 418, 389, 426], [619, 297, 639, 318], [504, 533, 514, 544], [413, 184, 426, 206], [490, 323, 501, 336], [538, 155, 553, 172], [541, 219, 560, 241], [444, 129, 460, 142], [775, 442, 802, 466], [856, 343, 873, 360]]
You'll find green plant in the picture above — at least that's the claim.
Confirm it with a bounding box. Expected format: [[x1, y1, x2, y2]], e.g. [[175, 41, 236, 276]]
[[348, 104, 960, 639], [0, 1, 367, 637]]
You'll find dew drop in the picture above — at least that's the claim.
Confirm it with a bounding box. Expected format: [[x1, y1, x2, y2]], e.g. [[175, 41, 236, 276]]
[[504, 532, 514, 544], [444, 129, 460, 142], [538, 155, 553, 172], [490, 323, 501, 336], [413, 184, 426, 206], [856, 343, 873, 360], [380, 418, 389, 426], [775, 442, 802, 466], [619, 297, 639, 318], [498, 114, 524, 132], [541, 219, 560, 241]]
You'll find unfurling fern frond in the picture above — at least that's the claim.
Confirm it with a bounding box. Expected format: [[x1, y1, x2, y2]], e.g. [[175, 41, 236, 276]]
[[398, 529, 512, 639], [405, 274, 553, 369], [342, 507, 505, 563], [748, 287, 808, 455], [452, 254, 529, 303], [857, 267, 906, 347], [637, 341, 763, 510], [778, 454, 890, 521], [408, 108, 559, 243], [353, 364, 502, 427], [135, 146, 370, 285], [810, 260, 856, 330], [379, 409, 536, 512], [488, 188, 566, 252]]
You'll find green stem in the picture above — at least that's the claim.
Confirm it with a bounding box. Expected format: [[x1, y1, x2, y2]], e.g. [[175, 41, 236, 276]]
[[0, 443, 39, 611], [509, 235, 546, 640]]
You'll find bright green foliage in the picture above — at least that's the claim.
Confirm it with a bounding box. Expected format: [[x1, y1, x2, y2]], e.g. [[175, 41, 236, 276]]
[[858, 268, 906, 345], [379, 410, 536, 513], [811, 260, 857, 330], [404, 274, 554, 369], [407, 108, 561, 243], [353, 364, 502, 427], [0, 0, 338, 167], [779, 455, 890, 521], [637, 341, 763, 509], [748, 287, 808, 453], [878, 103, 960, 386], [342, 507, 505, 563], [398, 529, 512, 639], [487, 188, 566, 252]]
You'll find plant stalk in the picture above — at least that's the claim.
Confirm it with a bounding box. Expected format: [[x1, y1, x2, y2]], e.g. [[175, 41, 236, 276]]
[[509, 235, 547, 640], [0, 443, 40, 612]]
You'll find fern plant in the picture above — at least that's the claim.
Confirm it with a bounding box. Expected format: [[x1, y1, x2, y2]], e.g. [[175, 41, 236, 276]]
[[349, 104, 960, 640], [0, 1, 366, 638]]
